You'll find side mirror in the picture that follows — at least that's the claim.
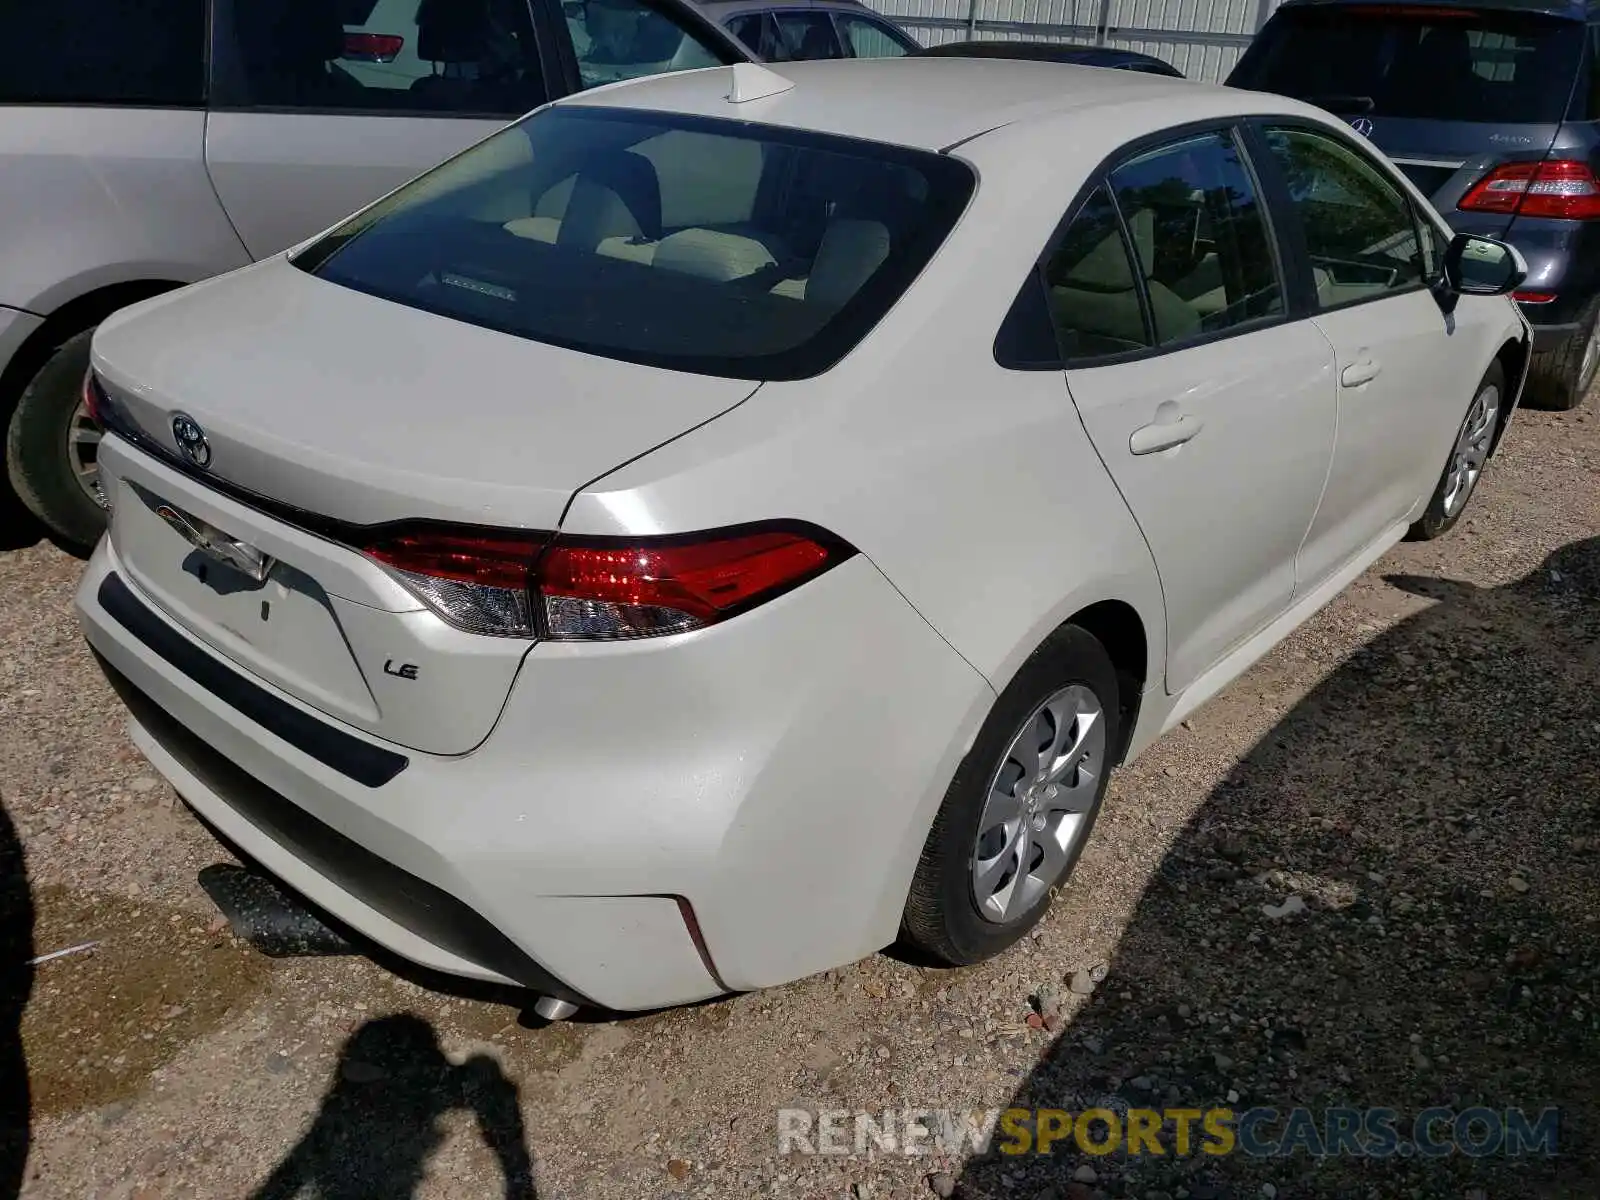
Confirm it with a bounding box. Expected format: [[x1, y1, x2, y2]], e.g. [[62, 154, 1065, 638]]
[[1442, 232, 1527, 298]]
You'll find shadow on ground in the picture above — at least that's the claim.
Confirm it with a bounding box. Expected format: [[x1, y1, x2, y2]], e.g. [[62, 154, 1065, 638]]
[[251, 1013, 537, 1200], [1, 785, 35, 1199], [958, 538, 1600, 1200], [0, 489, 43, 554]]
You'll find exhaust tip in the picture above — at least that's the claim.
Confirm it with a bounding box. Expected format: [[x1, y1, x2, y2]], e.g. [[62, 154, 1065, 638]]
[[532, 995, 580, 1022], [199, 863, 355, 958]]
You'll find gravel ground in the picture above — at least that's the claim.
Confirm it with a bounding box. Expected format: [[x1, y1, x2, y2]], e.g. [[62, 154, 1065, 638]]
[[2, 395, 1597, 1200]]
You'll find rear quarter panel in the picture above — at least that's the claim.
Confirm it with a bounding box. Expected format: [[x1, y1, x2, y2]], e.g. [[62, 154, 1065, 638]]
[[0, 107, 249, 315], [561, 112, 1171, 709]]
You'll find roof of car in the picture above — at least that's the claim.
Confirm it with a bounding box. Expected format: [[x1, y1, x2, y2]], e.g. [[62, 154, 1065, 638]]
[[556, 58, 1287, 153], [1275, 0, 1597, 18]]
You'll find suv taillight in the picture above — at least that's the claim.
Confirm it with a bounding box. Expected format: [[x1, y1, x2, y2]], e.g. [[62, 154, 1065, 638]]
[[1459, 159, 1600, 220], [82, 369, 103, 424], [363, 524, 852, 641]]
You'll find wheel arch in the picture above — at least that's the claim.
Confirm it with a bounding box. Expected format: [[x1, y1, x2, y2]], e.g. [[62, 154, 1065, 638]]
[[1062, 598, 1149, 766], [1491, 331, 1531, 458]]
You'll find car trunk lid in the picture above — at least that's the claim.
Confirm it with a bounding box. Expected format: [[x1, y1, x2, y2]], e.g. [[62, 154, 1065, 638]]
[[91, 260, 757, 756]]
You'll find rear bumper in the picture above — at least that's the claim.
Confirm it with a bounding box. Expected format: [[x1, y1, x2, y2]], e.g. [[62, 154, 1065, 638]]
[[77, 535, 992, 1010], [1529, 319, 1582, 351]]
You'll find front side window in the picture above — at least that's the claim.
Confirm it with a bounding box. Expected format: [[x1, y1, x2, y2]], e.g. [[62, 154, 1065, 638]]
[[0, 0, 205, 107], [1106, 130, 1284, 347], [296, 106, 975, 379], [835, 14, 915, 58], [564, 0, 728, 88], [1262, 126, 1425, 308], [771, 12, 845, 60], [214, 0, 546, 114]]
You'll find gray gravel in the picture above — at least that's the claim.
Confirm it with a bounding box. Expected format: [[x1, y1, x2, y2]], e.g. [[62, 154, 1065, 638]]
[[2, 395, 1598, 1199]]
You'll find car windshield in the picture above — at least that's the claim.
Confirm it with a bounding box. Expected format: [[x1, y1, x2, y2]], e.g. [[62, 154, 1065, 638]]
[[294, 105, 974, 380], [1231, 6, 1583, 123]]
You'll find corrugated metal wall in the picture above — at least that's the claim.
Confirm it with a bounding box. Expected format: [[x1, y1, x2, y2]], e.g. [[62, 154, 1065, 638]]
[[878, 0, 1281, 81]]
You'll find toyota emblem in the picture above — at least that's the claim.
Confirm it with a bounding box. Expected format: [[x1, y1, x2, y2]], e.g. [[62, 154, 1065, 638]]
[[1349, 117, 1375, 139], [171, 412, 212, 470]]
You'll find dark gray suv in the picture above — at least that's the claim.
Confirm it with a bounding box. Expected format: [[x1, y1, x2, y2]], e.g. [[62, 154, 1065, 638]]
[[1230, 0, 1600, 409]]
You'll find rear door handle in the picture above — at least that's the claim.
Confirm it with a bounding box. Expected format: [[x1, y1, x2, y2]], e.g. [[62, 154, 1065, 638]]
[[1129, 411, 1203, 455], [1340, 358, 1382, 388]]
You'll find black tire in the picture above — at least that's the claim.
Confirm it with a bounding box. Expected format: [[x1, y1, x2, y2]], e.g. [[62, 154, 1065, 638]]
[[5, 329, 105, 551], [1407, 360, 1505, 542], [1524, 295, 1599, 412], [901, 624, 1121, 966]]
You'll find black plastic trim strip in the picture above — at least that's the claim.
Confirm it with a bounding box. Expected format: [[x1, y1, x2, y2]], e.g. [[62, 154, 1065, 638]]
[[97, 572, 408, 788]]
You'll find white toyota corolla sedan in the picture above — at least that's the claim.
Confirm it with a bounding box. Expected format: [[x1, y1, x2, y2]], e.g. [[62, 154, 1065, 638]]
[[77, 58, 1530, 1018]]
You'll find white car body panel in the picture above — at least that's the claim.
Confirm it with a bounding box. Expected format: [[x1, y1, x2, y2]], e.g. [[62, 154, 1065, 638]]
[[75, 60, 1532, 1010], [1063, 324, 1336, 695], [0, 108, 248, 313], [79, 528, 995, 1006], [1299, 291, 1483, 590]]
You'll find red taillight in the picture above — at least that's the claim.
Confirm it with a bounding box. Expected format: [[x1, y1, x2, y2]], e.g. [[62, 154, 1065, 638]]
[[82, 370, 103, 424], [1459, 160, 1600, 220], [538, 529, 842, 641], [1513, 290, 1557, 304], [343, 33, 405, 61], [361, 524, 850, 641], [365, 530, 546, 637]]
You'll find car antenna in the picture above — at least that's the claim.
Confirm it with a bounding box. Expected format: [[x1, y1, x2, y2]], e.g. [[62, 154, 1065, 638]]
[[725, 62, 795, 103]]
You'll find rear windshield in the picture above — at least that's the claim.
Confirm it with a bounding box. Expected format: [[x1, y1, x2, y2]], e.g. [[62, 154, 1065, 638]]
[[295, 105, 974, 380], [1231, 6, 1583, 124]]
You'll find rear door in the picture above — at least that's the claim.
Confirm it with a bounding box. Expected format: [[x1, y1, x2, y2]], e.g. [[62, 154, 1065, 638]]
[[1228, 4, 1587, 230], [1050, 128, 1337, 694], [204, 0, 555, 260]]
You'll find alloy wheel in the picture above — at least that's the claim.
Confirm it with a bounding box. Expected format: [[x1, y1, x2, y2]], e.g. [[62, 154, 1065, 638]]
[[969, 684, 1106, 925], [1440, 382, 1499, 519], [65, 399, 105, 509]]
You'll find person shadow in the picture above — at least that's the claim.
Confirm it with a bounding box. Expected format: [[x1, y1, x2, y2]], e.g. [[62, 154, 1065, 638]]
[[252, 1013, 537, 1200], [1, 786, 35, 1200], [958, 537, 1600, 1199]]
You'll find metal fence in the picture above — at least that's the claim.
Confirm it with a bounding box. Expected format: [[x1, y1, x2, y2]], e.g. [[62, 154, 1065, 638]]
[[878, 0, 1281, 82]]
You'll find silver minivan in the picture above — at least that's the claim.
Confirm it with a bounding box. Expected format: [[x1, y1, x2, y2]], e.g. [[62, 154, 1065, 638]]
[[0, 0, 745, 548]]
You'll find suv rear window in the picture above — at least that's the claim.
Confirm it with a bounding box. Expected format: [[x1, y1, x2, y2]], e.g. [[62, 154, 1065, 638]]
[[1230, 6, 1583, 124], [295, 106, 974, 380]]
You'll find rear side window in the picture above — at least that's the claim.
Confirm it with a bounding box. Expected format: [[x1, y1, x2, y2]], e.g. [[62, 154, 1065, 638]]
[[295, 106, 975, 380], [1107, 131, 1283, 347], [0, 0, 205, 106], [1043, 187, 1154, 359], [1231, 7, 1583, 124], [212, 0, 548, 115]]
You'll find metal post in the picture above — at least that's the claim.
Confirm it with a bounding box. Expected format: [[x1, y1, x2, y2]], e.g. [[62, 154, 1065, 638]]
[[966, 0, 979, 39], [1094, 0, 1113, 46], [1253, 0, 1274, 33]]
